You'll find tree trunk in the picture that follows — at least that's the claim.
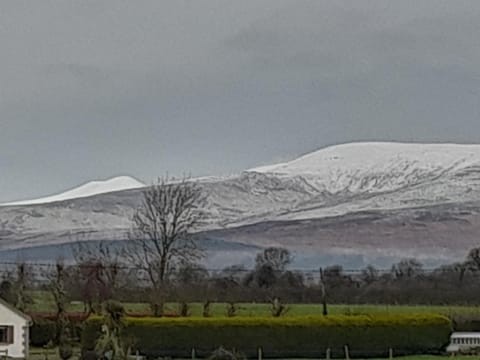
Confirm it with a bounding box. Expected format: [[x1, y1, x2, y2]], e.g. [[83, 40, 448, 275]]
[[319, 267, 328, 316]]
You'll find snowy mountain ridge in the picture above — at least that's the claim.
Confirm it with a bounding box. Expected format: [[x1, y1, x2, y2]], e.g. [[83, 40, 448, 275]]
[[1, 142, 480, 268], [1, 176, 145, 206], [249, 142, 480, 195]]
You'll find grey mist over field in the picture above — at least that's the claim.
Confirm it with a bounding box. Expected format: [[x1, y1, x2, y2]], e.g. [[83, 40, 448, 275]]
[[2, 1, 480, 203]]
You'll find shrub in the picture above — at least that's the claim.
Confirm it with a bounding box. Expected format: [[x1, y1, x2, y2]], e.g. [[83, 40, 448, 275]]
[[82, 314, 452, 358], [30, 315, 84, 346], [95, 301, 131, 360], [30, 319, 57, 347], [270, 298, 288, 317], [59, 344, 73, 360], [208, 347, 245, 360], [30, 312, 87, 344], [452, 316, 480, 331]]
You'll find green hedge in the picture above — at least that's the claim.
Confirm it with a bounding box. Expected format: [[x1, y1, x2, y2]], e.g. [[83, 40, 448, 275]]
[[82, 314, 452, 358], [452, 316, 480, 332], [30, 318, 84, 347], [30, 319, 57, 347]]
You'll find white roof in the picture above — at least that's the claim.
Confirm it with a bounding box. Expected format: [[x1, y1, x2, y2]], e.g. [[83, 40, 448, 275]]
[[451, 332, 480, 338]]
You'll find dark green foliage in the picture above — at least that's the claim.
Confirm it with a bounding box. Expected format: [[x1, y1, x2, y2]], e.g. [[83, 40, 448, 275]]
[[30, 319, 57, 347], [82, 314, 452, 358], [94, 300, 131, 360], [59, 344, 73, 360], [105, 300, 126, 322], [30, 318, 83, 347], [452, 316, 480, 331]]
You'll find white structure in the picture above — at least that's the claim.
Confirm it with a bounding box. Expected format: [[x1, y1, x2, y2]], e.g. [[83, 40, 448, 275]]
[[0, 298, 31, 359], [446, 332, 480, 354]]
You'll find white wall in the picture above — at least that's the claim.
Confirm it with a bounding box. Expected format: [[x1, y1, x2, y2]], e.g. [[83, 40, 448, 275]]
[[0, 303, 29, 359]]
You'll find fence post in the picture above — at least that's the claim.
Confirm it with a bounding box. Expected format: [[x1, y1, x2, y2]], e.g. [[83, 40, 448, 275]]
[[389, 348, 393, 360], [258, 346, 263, 360], [344, 345, 350, 360], [191, 347, 196, 360], [326, 348, 331, 360]]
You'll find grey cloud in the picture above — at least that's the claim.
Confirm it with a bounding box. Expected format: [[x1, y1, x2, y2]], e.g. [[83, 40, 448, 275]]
[[2, 1, 480, 201]]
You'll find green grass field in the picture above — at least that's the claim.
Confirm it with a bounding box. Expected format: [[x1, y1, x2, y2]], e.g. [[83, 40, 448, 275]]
[[25, 290, 480, 318], [158, 303, 480, 317]]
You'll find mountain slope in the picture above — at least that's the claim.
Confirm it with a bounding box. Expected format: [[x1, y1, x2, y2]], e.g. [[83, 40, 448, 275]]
[[250, 142, 480, 194], [1, 176, 145, 206], [247, 142, 480, 220], [1, 142, 480, 267]]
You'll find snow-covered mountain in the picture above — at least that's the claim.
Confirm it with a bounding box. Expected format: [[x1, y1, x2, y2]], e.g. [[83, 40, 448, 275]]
[[1, 176, 145, 206], [250, 142, 480, 193], [242, 142, 480, 221], [1, 142, 480, 268]]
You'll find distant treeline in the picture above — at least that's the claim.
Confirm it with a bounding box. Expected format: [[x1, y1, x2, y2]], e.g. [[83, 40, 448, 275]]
[[1, 244, 480, 314]]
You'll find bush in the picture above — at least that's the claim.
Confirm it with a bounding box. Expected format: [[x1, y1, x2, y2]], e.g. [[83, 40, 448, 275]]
[[30, 316, 84, 346], [59, 344, 73, 360], [208, 347, 245, 360], [30, 319, 57, 347], [82, 314, 452, 358], [30, 312, 87, 344]]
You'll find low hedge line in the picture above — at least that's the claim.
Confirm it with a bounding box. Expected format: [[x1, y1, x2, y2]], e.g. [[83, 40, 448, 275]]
[[452, 316, 480, 332], [30, 318, 84, 347], [82, 314, 452, 358], [30, 319, 57, 347]]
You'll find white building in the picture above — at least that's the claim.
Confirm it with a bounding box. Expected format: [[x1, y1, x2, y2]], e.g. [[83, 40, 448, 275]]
[[0, 298, 31, 359], [446, 332, 480, 354]]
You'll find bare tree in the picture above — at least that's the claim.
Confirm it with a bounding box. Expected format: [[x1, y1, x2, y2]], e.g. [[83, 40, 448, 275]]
[[255, 247, 292, 272], [319, 267, 328, 316], [125, 176, 206, 315], [72, 241, 123, 294], [361, 265, 379, 285], [391, 258, 424, 279], [220, 264, 247, 284], [175, 263, 209, 285], [71, 242, 123, 314], [14, 263, 30, 312], [45, 260, 69, 344], [466, 247, 480, 271]]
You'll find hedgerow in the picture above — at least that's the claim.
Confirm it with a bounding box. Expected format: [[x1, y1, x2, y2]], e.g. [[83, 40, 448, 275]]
[[30, 314, 85, 346], [30, 318, 57, 347], [82, 314, 452, 358]]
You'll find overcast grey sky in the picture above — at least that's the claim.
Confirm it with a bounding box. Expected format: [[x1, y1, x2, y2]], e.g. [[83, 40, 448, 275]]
[[2, 1, 480, 202]]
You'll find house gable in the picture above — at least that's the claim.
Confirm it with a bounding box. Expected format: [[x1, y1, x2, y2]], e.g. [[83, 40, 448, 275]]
[[0, 299, 31, 325]]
